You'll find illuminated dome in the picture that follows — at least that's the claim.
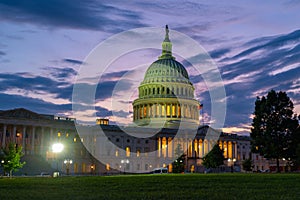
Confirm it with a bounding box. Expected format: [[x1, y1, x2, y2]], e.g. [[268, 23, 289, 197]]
[[132, 25, 201, 128]]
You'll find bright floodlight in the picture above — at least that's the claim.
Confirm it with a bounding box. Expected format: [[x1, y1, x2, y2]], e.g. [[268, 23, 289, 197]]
[[52, 143, 64, 153]]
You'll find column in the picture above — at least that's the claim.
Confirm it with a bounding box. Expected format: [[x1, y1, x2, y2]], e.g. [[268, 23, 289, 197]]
[[2, 125, 7, 148], [157, 137, 161, 157], [234, 142, 238, 160], [168, 137, 172, 158], [40, 127, 44, 155], [22, 126, 26, 154], [223, 141, 227, 158], [201, 140, 204, 157], [192, 139, 195, 157], [12, 125, 17, 143], [50, 128, 53, 144], [207, 139, 210, 153], [172, 137, 175, 158], [31, 127, 36, 155]]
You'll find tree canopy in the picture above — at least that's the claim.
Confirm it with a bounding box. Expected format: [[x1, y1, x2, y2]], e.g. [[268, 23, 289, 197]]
[[251, 90, 299, 172], [242, 158, 252, 172], [202, 144, 225, 169], [0, 143, 25, 178], [172, 144, 186, 173]]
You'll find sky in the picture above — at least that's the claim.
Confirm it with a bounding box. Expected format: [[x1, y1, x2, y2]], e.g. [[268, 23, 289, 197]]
[[0, 0, 299, 135]]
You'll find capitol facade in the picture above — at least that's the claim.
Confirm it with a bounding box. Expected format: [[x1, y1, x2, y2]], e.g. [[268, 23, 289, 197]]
[[1, 26, 280, 175]]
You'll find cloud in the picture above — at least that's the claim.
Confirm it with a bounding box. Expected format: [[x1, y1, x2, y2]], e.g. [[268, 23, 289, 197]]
[[45, 66, 78, 80], [63, 58, 84, 65], [0, 0, 145, 32], [0, 93, 71, 115], [209, 48, 231, 59], [0, 50, 6, 56]]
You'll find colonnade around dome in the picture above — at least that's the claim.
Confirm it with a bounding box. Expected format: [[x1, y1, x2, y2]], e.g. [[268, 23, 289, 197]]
[[138, 83, 194, 99], [133, 101, 199, 122]]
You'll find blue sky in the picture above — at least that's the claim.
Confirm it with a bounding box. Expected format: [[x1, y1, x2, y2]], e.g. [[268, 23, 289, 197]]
[[0, 0, 299, 135]]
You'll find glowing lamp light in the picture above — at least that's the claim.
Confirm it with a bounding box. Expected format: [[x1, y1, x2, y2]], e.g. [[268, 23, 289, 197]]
[[52, 143, 64, 153]]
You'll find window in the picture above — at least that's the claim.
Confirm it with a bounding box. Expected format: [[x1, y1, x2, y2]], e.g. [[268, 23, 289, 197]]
[[126, 147, 131, 157], [127, 139, 130, 143], [136, 149, 141, 157], [57, 132, 61, 137], [116, 138, 120, 142], [115, 150, 119, 157], [106, 163, 110, 171]]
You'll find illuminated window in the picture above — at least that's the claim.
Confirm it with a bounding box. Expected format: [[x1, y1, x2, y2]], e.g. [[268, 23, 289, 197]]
[[57, 132, 61, 137], [136, 149, 140, 157], [66, 133, 69, 138], [106, 163, 110, 171], [156, 105, 160, 116], [81, 138, 84, 142], [73, 137, 77, 142], [126, 147, 130, 157], [115, 150, 119, 157]]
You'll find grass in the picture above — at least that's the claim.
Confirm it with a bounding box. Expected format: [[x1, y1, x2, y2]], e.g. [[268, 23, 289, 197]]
[[0, 173, 299, 200]]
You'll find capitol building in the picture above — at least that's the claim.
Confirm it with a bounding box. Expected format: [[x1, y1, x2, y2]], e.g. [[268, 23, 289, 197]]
[[0, 26, 271, 175]]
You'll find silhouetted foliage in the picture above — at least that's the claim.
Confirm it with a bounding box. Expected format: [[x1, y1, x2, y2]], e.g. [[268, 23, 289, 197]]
[[1, 143, 25, 178], [242, 158, 253, 172], [251, 90, 299, 172], [202, 144, 225, 169], [172, 144, 186, 173]]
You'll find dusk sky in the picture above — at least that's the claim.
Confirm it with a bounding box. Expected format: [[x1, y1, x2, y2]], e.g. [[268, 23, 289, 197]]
[[0, 0, 299, 135]]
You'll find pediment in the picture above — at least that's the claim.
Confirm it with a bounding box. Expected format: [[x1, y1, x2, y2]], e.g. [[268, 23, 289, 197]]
[[0, 108, 44, 120]]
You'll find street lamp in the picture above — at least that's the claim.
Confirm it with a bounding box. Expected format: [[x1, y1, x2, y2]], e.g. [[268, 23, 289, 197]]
[[52, 143, 64, 176], [121, 159, 129, 174], [228, 158, 236, 173], [64, 159, 73, 175]]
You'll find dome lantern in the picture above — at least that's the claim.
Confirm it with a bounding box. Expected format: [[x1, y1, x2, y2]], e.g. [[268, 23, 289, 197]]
[[159, 25, 175, 60]]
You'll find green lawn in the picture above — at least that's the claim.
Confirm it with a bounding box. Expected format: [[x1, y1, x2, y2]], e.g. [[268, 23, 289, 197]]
[[0, 173, 299, 200]]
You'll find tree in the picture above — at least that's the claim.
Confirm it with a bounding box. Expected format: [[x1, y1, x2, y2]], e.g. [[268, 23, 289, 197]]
[[172, 144, 186, 173], [242, 158, 252, 172], [287, 125, 300, 170], [202, 144, 225, 169], [1, 143, 25, 178], [251, 90, 299, 173]]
